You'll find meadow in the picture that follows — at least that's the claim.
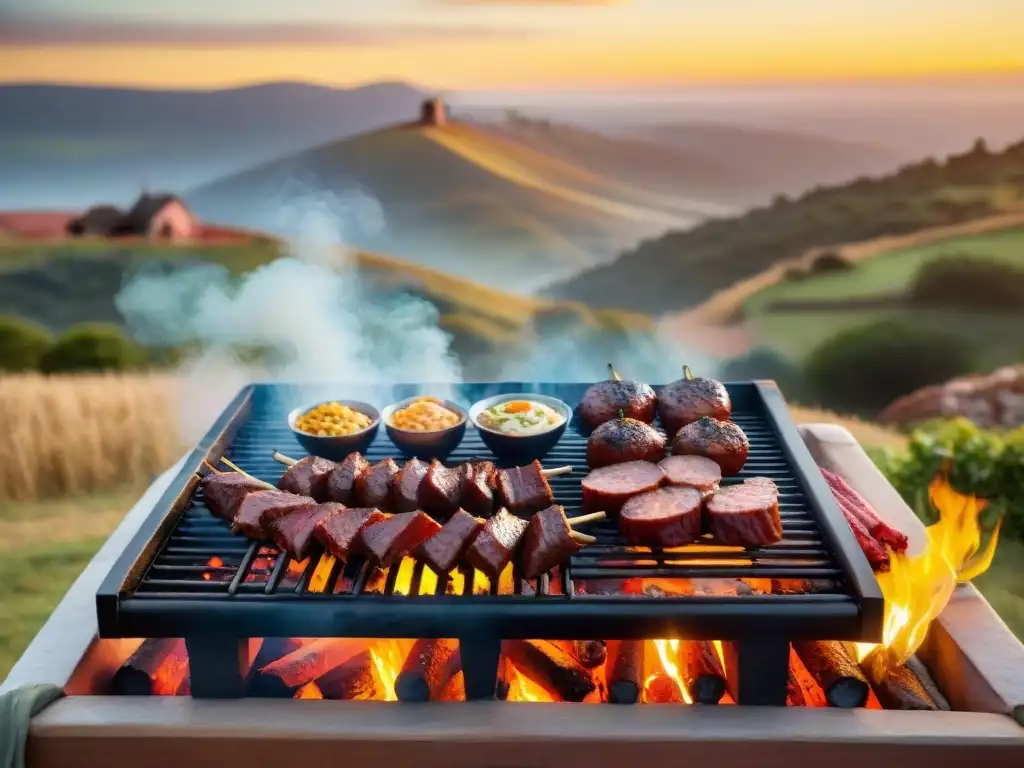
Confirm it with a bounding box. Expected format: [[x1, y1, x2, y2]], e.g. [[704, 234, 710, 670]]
[[0, 373, 1019, 680]]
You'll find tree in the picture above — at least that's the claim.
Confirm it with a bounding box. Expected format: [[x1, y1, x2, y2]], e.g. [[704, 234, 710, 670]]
[[39, 323, 147, 374], [0, 315, 54, 372]]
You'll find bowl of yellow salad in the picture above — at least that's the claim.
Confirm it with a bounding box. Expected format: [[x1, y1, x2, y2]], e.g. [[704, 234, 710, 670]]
[[288, 399, 380, 460], [381, 395, 468, 460], [469, 393, 571, 462]]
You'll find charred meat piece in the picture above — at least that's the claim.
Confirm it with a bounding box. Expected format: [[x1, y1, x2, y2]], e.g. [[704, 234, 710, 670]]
[[277, 456, 336, 502], [355, 458, 400, 509], [361, 511, 442, 567], [326, 453, 370, 505], [232, 490, 317, 540], [495, 461, 553, 517], [461, 461, 496, 517], [418, 460, 466, 520], [201, 472, 269, 521], [314, 505, 389, 560], [465, 508, 529, 579], [578, 366, 657, 429], [581, 460, 665, 515], [619, 485, 703, 547], [268, 503, 334, 560], [393, 458, 429, 513], [586, 416, 666, 469], [706, 478, 782, 548], [416, 509, 484, 574], [671, 416, 749, 476], [658, 367, 732, 438], [657, 455, 722, 497], [520, 505, 582, 580]]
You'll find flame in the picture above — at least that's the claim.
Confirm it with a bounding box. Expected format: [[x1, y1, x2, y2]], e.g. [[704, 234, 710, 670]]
[[308, 554, 335, 593], [855, 474, 1002, 666], [419, 566, 439, 595], [392, 559, 417, 596], [505, 661, 555, 702], [202, 556, 224, 581], [295, 682, 323, 699], [368, 640, 414, 701], [646, 639, 693, 704]]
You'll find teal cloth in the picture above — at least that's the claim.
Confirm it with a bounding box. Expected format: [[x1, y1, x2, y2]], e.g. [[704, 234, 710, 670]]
[[0, 685, 64, 768]]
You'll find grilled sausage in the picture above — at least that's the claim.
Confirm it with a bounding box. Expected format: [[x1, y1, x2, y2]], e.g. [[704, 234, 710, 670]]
[[705, 478, 782, 548], [671, 416, 749, 476], [578, 364, 657, 429], [581, 460, 665, 515], [658, 455, 722, 496], [619, 485, 703, 547], [658, 366, 732, 438], [586, 416, 666, 469]]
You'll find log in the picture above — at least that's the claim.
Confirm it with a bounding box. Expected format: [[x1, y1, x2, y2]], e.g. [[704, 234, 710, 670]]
[[678, 641, 726, 705], [792, 641, 870, 708], [395, 639, 461, 702], [247, 638, 305, 697], [502, 640, 595, 702], [645, 673, 685, 704], [110, 638, 190, 696], [258, 638, 365, 692], [551, 640, 607, 669], [316, 650, 378, 700], [786, 647, 827, 708], [606, 640, 644, 704], [861, 650, 941, 711]]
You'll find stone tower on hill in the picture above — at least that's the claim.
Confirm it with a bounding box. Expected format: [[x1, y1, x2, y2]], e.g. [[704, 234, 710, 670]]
[[420, 97, 446, 127]]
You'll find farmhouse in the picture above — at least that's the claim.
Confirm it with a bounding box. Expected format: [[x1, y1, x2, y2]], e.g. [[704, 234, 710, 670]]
[[66, 193, 197, 241]]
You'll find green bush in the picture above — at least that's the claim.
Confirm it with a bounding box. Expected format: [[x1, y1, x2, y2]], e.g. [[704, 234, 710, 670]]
[[721, 347, 808, 400], [39, 323, 147, 373], [808, 250, 854, 274], [0, 315, 54, 372], [908, 255, 1024, 309], [871, 418, 1024, 541], [804, 320, 975, 416]]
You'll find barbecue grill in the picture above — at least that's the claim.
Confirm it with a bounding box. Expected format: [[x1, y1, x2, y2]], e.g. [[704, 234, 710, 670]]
[[96, 381, 883, 704]]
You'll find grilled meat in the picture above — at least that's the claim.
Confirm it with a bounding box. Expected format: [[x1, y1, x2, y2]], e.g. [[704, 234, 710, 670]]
[[268, 503, 334, 560], [495, 460, 553, 517], [578, 365, 657, 429], [418, 460, 466, 520], [314, 505, 389, 560], [658, 367, 732, 437], [619, 485, 703, 547], [671, 416, 749, 476], [277, 456, 336, 502], [520, 505, 581, 580], [586, 416, 666, 469], [581, 460, 665, 515], [326, 452, 370, 504], [461, 460, 496, 517], [361, 511, 441, 567], [202, 472, 268, 521], [705, 478, 782, 548], [657, 455, 722, 496], [232, 490, 317, 540], [355, 458, 400, 509], [416, 509, 484, 574], [464, 508, 529, 579], [393, 458, 429, 513]]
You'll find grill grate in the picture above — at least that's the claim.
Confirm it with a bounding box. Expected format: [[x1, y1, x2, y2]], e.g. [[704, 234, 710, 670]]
[[96, 381, 883, 703]]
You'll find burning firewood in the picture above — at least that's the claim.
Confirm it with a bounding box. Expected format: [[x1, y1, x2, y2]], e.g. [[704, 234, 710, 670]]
[[111, 638, 190, 696], [792, 641, 870, 708], [551, 640, 607, 669], [439, 670, 466, 702], [316, 650, 379, 700], [645, 673, 685, 704], [258, 638, 365, 692], [247, 638, 307, 697], [606, 640, 645, 704], [786, 647, 827, 707], [502, 639, 596, 702], [395, 639, 461, 702], [678, 641, 726, 705], [860, 650, 941, 711]]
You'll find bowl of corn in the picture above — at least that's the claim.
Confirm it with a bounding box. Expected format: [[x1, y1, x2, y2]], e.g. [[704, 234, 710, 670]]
[[380, 395, 468, 460], [287, 399, 380, 461]]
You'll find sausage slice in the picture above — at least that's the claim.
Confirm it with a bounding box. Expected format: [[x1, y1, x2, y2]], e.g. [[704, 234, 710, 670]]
[[619, 485, 704, 547], [581, 460, 665, 515], [705, 478, 782, 548]]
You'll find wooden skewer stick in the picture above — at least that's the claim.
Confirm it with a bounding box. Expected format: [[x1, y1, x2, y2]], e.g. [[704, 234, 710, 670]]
[[565, 511, 606, 527], [272, 450, 298, 467], [542, 465, 573, 478], [570, 531, 596, 545], [218, 457, 276, 490], [608, 362, 622, 382], [202, 460, 223, 475]]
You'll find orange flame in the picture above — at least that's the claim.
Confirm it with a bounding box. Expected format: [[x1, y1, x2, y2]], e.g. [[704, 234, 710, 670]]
[[295, 682, 323, 699], [856, 474, 1002, 666], [505, 661, 555, 702], [644, 639, 694, 704], [368, 640, 414, 701], [202, 556, 224, 581]]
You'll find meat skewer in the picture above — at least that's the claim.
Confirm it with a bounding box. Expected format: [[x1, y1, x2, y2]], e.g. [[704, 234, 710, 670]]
[[519, 505, 598, 580], [606, 640, 645, 704], [327, 452, 370, 505], [361, 510, 442, 567], [267, 502, 334, 560], [578, 363, 657, 429], [461, 460, 496, 517], [200, 465, 274, 521], [657, 365, 732, 438], [394, 458, 429, 512], [356, 458, 400, 509], [495, 461, 572, 518], [792, 641, 871, 709], [671, 416, 749, 476], [503, 640, 596, 702], [465, 508, 530, 579], [587, 413, 666, 468], [232, 489, 318, 541], [272, 451, 335, 502], [705, 477, 783, 549], [314, 506, 389, 561], [395, 639, 461, 702], [418, 460, 468, 519], [416, 509, 485, 575]]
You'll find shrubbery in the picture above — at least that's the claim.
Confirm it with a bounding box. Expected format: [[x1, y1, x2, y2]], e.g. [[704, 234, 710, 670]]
[[803, 320, 976, 416], [908, 255, 1024, 309], [39, 323, 147, 374], [807, 251, 854, 274], [0, 315, 54, 372], [721, 347, 808, 401], [871, 418, 1024, 541]]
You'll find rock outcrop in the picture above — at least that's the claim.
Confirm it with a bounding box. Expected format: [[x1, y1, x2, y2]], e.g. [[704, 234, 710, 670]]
[[879, 365, 1024, 428]]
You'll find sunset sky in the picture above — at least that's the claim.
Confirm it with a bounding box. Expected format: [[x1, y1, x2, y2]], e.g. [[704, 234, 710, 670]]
[[1, 0, 1022, 90]]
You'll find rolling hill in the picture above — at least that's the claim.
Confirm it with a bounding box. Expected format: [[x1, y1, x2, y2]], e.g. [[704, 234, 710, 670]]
[[544, 136, 1024, 314], [187, 120, 733, 293]]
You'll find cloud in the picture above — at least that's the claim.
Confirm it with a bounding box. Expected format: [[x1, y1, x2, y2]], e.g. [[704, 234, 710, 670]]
[[0, 18, 540, 47]]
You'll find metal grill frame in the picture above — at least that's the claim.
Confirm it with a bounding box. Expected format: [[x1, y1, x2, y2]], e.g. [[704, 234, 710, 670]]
[[96, 380, 883, 704]]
